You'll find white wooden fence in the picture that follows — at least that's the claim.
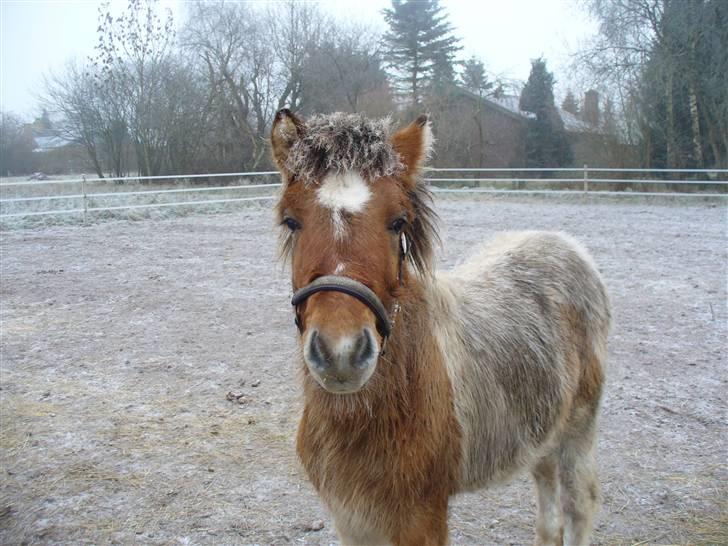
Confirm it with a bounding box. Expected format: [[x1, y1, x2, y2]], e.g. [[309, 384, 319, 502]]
[[1, 167, 726, 221]]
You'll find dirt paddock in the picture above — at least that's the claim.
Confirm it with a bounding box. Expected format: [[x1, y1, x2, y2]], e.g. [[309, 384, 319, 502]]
[[1, 196, 726, 545]]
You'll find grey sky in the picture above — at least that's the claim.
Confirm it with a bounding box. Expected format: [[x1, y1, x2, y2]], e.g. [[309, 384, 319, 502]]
[[0, 0, 597, 119]]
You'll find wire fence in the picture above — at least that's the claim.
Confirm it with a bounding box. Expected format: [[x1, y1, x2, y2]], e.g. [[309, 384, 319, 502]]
[[1, 166, 726, 222]]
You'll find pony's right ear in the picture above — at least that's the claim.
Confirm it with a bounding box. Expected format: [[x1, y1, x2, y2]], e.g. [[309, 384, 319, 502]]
[[271, 109, 305, 174]]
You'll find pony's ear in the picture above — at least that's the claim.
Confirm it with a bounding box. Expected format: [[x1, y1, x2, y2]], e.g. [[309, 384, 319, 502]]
[[391, 114, 433, 175], [271, 108, 305, 173]]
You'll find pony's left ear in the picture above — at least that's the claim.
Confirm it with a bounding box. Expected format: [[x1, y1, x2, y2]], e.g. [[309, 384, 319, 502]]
[[391, 114, 433, 176], [271, 108, 305, 174]]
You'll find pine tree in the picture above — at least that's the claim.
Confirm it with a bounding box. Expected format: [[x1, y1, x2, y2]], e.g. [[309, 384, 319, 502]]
[[461, 57, 493, 97], [519, 58, 573, 167], [381, 0, 462, 107]]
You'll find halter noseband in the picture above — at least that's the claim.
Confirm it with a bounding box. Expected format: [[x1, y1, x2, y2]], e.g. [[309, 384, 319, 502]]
[[290, 234, 408, 353], [291, 276, 393, 338]]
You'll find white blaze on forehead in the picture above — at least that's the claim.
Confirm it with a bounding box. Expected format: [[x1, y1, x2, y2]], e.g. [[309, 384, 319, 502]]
[[316, 171, 371, 240]]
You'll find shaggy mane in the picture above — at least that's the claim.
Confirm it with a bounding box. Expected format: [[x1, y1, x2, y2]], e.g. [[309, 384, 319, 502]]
[[285, 113, 404, 183], [405, 184, 439, 276]]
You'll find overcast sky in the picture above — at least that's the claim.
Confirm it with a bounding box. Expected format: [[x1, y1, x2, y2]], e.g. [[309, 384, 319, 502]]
[[0, 0, 597, 119]]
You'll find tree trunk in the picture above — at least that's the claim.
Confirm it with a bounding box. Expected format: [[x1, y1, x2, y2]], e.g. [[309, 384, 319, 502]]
[[475, 95, 484, 168], [86, 144, 105, 178], [688, 83, 703, 167], [665, 69, 678, 168]]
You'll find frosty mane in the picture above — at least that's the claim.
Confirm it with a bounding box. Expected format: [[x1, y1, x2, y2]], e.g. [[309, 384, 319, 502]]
[[285, 113, 404, 184]]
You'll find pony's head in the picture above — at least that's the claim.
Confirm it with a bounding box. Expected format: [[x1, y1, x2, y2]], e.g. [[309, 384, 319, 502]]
[[272, 110, 438, 394]]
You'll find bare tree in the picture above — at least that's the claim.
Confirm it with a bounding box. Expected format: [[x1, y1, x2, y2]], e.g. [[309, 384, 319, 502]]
[[182, 1, 329, 169], [302, 24, 390, 115], [91, 0, 176, 176], [44, 61, 129, 177], [267, 1, 326, 112], [182, 1, 282, 169], [575, 0, 727, 168]]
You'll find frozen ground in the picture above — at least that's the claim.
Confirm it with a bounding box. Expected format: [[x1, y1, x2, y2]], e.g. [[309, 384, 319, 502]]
[[1, 195, 726, 545]]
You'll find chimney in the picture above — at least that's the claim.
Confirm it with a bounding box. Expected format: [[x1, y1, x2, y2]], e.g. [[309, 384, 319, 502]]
[[583, 90, 600, 126]]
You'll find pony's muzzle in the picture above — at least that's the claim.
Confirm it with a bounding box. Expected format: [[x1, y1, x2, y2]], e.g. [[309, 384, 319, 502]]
[[303, 328, 379, 393]]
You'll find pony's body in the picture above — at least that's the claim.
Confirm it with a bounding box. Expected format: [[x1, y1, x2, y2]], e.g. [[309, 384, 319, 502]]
[[271, 111, 610, 545], [297, 232, 609, 545], [434, 231, 609, 492]]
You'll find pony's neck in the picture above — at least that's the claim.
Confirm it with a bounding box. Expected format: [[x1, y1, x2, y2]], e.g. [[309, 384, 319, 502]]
[[386, 277, 430, 368]]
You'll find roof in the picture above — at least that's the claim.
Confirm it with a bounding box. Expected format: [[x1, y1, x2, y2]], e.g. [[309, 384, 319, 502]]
[[459, 89, 603, 134], [558, 108, 599, 133], [489, 95, 600, 133], [31, 130, 75, 153]]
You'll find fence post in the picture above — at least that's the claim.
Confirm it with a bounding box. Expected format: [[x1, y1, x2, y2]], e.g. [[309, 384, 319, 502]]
[[82, 175, 88, 224], [583, 164, 589, 193]]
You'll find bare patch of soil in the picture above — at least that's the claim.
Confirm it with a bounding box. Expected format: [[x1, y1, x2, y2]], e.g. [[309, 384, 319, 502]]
[[1, 197, 726, 545]]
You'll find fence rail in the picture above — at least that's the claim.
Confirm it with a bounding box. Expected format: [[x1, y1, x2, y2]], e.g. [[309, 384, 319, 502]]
[[1, 167, 726, 221], [0, 171, 280, 188]]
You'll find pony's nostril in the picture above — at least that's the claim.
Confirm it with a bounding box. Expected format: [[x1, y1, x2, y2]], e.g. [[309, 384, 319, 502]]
[[351, 329, 375, 369], [307, 330, 331, 370]]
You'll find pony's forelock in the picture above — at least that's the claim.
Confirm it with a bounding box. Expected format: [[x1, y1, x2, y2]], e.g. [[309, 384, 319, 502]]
[[285, 113, 404, 184]]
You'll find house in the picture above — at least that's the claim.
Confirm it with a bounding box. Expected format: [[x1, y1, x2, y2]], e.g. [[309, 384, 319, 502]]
[[22, 111, 75, 153], [21, 111, 85, 174], [441, 88, 635, 169]]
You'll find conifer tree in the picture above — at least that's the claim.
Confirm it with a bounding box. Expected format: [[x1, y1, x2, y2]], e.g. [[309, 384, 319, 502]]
[[519, 58, 573, 167], [461, 57, 493, 97], [381, 0, 461, 107]]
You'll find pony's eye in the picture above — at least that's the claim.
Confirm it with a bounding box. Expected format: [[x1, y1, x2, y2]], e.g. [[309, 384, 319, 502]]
[[282, 217, 301, 232], [389, 217, 407, 233]]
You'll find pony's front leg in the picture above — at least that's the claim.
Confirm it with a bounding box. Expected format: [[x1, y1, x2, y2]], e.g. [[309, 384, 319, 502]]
[[391, 497, 450, 546], [331, 506, 448, 546], [330, 505, 389, 546]]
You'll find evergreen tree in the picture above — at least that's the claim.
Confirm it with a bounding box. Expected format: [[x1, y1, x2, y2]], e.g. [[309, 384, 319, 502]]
[[461, 57, 493, 97], [519, 58, 573, 167], [430, 49, 457, 93], [381, 0, 461, 107]]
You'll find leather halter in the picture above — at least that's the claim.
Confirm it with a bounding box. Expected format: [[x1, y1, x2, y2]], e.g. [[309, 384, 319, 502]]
[[291, 276, 393, 337], [290, 233, 408, 352]]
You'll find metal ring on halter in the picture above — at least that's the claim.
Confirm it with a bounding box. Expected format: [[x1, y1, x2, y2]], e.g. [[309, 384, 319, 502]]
[[291, 276, 393, 338]]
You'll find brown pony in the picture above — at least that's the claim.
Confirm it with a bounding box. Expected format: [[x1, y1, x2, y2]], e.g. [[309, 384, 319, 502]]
[[271, 110, 611, 546]]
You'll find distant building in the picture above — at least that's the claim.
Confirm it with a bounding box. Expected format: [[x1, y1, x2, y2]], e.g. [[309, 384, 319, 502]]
[[449, 89, 636, 168], [21, 111, 85, 174], [22, 111, 75, 153]]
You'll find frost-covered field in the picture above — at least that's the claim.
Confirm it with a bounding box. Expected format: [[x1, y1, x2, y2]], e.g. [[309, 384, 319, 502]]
[[1, 196, 726, 545]]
